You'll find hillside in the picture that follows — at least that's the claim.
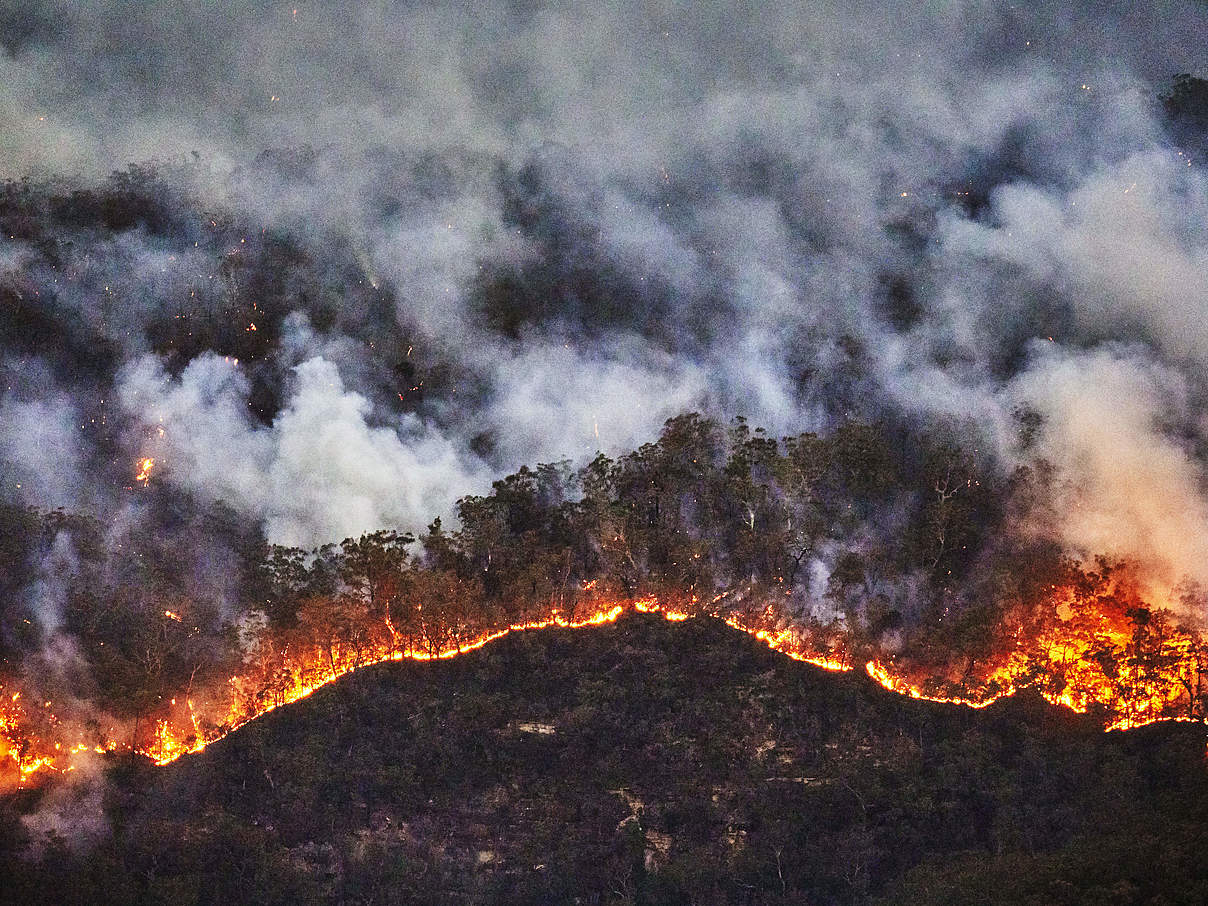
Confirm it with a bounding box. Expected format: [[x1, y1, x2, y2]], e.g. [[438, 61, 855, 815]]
[[4, 613, 1207, 906]]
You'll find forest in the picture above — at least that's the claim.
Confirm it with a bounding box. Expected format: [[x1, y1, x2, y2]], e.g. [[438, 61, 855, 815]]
[[4, 408, 1207, 786]]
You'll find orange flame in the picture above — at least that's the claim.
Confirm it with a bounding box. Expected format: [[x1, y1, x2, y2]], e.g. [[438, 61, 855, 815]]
[[4, 587, 1206, 787], [135, 457, 155, 486]]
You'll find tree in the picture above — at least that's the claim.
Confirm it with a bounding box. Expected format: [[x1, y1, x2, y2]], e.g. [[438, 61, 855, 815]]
[[256, 545, 309, 629], [419, 517, 460, 573], [827, 421, 897, 504], [778, 432, 831, 588], [906, 434, 997, 585], [296, 590, 371, 679], [455, 493, 510, 599], [722, 418, 787, 585], [339, 530, 413, 651], [573, 453, 642, 596], [401, 568, 486, 657]]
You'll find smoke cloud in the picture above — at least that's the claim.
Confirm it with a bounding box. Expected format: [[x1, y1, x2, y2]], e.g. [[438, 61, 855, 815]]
[[116, 352, 489, 547], [2, 0, 1208, 605], [1007, 345, 1208, 595]]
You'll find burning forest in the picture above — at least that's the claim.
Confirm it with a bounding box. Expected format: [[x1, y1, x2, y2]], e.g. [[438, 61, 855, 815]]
[[4, 413, 1208, 789], [4, 1, 1208, 902]]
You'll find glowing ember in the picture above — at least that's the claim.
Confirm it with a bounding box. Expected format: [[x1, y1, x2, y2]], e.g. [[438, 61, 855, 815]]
[[135, 457, 155, 486], [1, 685, 121, 784]]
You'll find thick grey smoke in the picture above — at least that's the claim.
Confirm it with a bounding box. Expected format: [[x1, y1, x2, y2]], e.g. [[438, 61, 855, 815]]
[[116, 351, 491, 547], [1006, 344, 1208, 594], [2, 0, 1208, 601], [0, 390, 87, 510]]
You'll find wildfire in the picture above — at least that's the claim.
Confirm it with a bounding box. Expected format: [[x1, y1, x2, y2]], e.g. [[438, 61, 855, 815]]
[[145, 602, 633, 769], [1, 686, 120, 784], [135, 457, 155, 486], [4, 583, 1207, 788], [864, 661, 1007, 710], [722, 610, 849, 671]]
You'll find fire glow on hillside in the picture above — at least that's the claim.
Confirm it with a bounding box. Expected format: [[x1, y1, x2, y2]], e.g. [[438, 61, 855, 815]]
[[4, 583, 1205, 786]]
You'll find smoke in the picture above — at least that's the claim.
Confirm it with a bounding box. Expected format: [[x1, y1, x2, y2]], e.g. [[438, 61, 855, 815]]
[[26, 529, 79, 633], [19, 766, 110, 854], [483, 340, 713, 467], [938, 150, 1208, 368], [6, 6, 1208, 854], [116, 352, 489, 547], [0, 391, 87, 510], [1, 0, 1208, 593], [1007, 345, 1208, 598]]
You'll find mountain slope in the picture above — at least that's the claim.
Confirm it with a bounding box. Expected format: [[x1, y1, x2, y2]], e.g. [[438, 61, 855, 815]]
[[4, 613, 1208, 905]]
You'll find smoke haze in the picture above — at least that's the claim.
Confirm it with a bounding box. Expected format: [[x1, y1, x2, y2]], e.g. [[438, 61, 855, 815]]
[[3, 0, 1208, 598]]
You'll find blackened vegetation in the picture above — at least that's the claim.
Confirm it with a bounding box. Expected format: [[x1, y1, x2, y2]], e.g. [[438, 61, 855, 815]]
[[1161, 73, 1208, 157], [3, 614, 1206, 906]]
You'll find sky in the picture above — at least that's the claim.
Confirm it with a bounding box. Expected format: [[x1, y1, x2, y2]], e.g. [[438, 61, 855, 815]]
[[3, 0, 1208, 597]]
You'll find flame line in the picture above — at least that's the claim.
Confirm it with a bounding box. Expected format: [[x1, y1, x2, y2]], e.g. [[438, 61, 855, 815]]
[[5, 597, 1205, 784]]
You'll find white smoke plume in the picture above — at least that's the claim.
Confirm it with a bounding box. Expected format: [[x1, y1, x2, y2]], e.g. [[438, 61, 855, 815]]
[[116, 352, 489, 547], [1007, 345, 1208, 598], [0, 0, 1206, 596]]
